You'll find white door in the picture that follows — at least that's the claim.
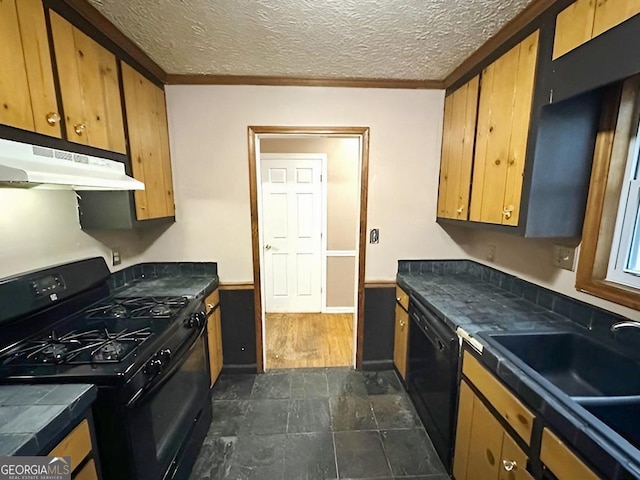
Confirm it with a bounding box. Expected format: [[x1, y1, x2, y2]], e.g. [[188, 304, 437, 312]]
[[261, 157, 323, 312]]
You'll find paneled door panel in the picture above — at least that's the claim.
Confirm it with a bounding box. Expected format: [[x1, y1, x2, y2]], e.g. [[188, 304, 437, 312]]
[[438, 76, 479, 220], [0, 0, 60, 136], [470, 31, 539, 226], [122, 62, 175, 219], [262, 158, 322, 312], [50, 11, 126, 153], [592, 0, 640, 38], [553, 0, 596, 60]]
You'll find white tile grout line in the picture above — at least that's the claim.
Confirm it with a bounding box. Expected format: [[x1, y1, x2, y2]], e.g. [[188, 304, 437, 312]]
[[331, 431, 340, 480], [377, 428, 395, 478]]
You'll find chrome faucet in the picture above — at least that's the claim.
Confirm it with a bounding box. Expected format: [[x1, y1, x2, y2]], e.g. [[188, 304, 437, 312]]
[[610, 320, 640, 331]]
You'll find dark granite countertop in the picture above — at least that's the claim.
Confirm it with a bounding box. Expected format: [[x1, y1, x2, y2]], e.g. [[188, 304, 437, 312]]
[[397, 260, 640, 480], [109, 262, 219, 299], [0, 384, 96, 456]]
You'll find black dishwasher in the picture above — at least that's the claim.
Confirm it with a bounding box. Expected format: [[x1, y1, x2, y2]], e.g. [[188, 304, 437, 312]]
[[407, 297, 459, 472]]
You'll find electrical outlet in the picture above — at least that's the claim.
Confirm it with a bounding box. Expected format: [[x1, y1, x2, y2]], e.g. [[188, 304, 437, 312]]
[[112, 248, 121, 266], [553, 245, 576, 271], [486, 244, 496, 262]]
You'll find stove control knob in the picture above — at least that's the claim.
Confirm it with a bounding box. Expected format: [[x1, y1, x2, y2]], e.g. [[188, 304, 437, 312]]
[[158, 348, 171, 363], [185, 312, 205, 329], [144, 358, 163, 376]]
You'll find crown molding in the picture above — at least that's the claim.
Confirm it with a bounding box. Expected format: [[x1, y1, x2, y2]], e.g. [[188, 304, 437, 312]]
[[165, 74, 444, 89]]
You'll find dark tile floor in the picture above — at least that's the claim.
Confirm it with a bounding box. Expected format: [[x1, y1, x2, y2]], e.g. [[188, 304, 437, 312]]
[[189, 368, 449, 480]]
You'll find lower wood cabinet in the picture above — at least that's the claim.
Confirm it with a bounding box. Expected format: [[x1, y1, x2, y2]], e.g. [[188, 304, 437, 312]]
[[453, 347, 609, 480], [393, 286, 409, 380], [454, 351, 535, 480], [540, 428, 600, 480], [454, 380, 533, 480], [205, 289, 223, 386], [74, 460, 98, 480], [48, 418, 99, 479]]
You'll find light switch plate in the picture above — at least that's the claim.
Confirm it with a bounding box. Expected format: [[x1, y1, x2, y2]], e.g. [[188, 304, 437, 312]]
[[553, 245, 575, 271], [112, 248, 121, 266]]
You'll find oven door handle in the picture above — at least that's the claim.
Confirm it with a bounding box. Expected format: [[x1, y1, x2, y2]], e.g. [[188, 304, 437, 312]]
[[126, 324, 206, 408]]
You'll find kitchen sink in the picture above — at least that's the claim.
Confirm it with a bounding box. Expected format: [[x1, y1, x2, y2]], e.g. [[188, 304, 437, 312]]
[[482, 332, 640, 397], [581, 400, 640, 450]]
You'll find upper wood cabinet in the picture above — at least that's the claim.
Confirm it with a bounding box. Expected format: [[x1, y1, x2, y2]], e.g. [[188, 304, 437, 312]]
[[593, 0, 640, 36], [470, 31, 539, 226], [553, 0, 640, 59], [49, 10, 126, 153], [438, 76, 479, 221], [0, 0, 61, 137], [122, 62, 175, 220]]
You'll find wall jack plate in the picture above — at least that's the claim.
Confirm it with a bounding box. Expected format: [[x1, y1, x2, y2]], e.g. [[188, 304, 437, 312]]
[[112, 248, 121, 266], [553, 245, 576, 271]]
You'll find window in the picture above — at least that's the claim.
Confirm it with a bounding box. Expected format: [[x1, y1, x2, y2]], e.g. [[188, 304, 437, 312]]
[[607, 110, 640, 288], [576, 76, 640, 310]]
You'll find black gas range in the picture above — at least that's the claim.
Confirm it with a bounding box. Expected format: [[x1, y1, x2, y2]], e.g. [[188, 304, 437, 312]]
[[0, 258, 212, 480]]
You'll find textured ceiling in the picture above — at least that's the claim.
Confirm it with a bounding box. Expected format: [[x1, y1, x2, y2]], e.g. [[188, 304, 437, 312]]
[[88, 0, 534, 81]]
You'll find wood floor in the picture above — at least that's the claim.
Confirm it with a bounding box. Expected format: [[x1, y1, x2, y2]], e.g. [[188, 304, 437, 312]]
[[265, 312, 353, 369]]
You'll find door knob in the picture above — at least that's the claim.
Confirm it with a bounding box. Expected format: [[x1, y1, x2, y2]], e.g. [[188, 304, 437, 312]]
[[502, 459, 517, 471], [265, 244, 272, 250]]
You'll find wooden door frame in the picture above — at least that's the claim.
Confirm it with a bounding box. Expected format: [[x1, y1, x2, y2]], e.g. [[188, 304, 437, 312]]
[[248, 126, 370, 373]]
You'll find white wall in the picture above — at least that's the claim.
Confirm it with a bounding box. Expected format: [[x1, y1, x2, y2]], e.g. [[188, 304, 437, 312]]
[[153, 85, 468, 283], [463, 229, 640, 320], [0, 189, 150, 278]]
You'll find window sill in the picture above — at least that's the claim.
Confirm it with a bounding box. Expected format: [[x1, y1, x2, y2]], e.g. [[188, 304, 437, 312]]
[[576, 277, 640, 311]]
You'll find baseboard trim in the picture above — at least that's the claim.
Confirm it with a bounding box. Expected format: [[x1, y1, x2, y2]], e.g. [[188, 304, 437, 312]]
[[221, 364, 258, 374], [219, 283, 254, 290], [361, 359, 394, 371], [365, 281, 396, 289], [323, 307, 355, 314]]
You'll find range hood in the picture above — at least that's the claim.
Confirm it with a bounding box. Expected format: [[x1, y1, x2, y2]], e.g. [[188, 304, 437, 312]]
[[0, 138, 144, 190]]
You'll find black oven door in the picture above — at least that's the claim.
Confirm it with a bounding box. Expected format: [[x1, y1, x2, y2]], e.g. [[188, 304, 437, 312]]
[[126, 325, 210, 480]]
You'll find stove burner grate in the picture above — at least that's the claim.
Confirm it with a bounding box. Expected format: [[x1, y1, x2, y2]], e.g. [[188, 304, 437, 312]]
[[0, 327, 152, 365], [84, 297, 188, 320]]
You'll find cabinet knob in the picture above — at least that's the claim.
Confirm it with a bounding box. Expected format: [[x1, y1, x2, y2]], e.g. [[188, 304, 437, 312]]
[[73, 123, 86, 136], [396, 297, 401, 302], [46, 112, 61, 125], [207, 303, 215, 310], [502, 459, 517, 472], [502, 205, 514, 220], [456, 206, 464, 214], [399, 320, 405, 327]]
